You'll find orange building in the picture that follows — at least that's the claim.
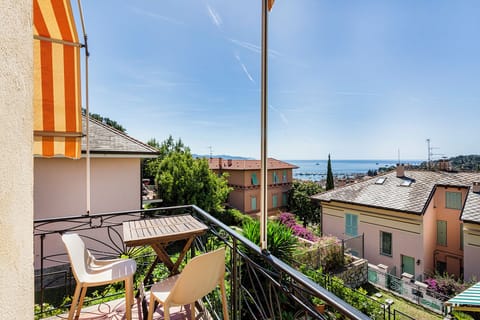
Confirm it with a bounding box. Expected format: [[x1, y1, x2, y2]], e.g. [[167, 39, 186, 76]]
[[208, 158, 298, 215]]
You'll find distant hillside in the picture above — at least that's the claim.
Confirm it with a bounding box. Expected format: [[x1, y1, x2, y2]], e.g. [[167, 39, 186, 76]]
[[419, 155, 480, 171], [193, 154, 254, 160]]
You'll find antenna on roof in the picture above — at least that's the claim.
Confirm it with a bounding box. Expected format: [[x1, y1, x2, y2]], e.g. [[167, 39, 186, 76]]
[[397, 148, 401, 164], [208, 146, 213, 159]]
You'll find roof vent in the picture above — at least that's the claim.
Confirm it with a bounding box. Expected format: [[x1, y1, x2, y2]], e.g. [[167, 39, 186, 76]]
[[375, 177, 387, 185], [473, 182, 480, 193], [396, 164, 405, 178]]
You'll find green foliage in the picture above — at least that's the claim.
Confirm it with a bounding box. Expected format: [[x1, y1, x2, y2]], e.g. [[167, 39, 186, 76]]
[[288, 180, 322, 227], [452, 311, 475, 320], [241, 219, 298, 264], [212, 208, 253, 227], [326, 154, 334, 191], [301, 266, 384, 319], [143, 136, 232, 213], [296, 236, 345, 273]]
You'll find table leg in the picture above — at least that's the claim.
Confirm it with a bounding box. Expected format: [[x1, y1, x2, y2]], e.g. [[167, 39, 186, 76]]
[[171, 237, 195, 274]]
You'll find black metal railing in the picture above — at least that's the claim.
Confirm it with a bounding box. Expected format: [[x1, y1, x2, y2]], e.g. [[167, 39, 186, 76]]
[[34, 205, 370, 319]]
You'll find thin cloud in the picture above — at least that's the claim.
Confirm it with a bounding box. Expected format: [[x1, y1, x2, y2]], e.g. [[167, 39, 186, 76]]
[[269, 104, 289, 126], [229, 38, 281, 58], [130, 7, 185, 25], [235, 54, 255, 84], [335, 91, 381, 97], [206, 4, 222, 29]]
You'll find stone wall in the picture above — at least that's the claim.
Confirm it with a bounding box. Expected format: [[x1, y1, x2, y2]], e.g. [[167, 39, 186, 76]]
[[334, 255, 368, 288]]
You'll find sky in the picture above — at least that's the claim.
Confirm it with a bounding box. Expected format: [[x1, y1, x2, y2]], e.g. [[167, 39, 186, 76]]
[[76, 0, 480, 160]]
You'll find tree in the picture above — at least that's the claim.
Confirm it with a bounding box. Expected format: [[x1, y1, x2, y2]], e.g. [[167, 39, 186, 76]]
[[326, 154, 334, 191], [288, 180, 322, 227], [142, 136, 185, 183], [152, 137, 231, 213]]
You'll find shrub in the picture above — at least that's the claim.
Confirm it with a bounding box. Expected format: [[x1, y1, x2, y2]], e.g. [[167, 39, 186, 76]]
[[425, 273, 475, 297], [277, 212, 317, 241], [242, 219, 298, 264]]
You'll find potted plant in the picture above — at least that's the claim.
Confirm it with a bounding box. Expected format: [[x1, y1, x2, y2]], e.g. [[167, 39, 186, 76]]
[[312, 296, 325, 314]]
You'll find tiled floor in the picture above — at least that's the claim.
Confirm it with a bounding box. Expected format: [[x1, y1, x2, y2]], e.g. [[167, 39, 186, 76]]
[[42, 293, 201, 320]]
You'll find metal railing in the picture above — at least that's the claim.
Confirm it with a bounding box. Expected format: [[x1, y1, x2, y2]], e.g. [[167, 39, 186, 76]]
[[34, 205, 370, 319]]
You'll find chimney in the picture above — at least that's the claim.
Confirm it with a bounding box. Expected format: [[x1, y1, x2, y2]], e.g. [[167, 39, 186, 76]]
[[396, 163, 405, 178], [473, 182, 480, 193], [218, 157, 222, 170]]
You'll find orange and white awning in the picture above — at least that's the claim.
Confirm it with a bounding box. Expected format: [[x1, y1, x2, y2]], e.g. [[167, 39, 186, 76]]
[[33, 0, 83, 159]]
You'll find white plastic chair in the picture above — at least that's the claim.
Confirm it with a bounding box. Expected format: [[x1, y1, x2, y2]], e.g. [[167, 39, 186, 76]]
[[147, 247, 229, 320], [61, 233, 137, 320]]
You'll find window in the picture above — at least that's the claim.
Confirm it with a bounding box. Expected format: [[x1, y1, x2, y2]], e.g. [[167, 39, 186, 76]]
[[400, 180, 412, 187], [436, 260, 447, 275], [272, 194, 278, 208], [437, 220, 447, 246], [460, 223, 464, 250], [345, 213, 358, 237], [446, 191, 462, 209], [251, 173, 258, 185], [251, 196, 257, 210], [282, 170, 288, 183], [375, 177, 386, 185], [380, 231, 392, 256], [282, 192, 288, 206], [273, 171, 279, 184]]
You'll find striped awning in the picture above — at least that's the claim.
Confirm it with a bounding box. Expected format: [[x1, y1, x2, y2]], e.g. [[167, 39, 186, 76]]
[[33, 0, 83, 159], [446, 282, 480, 312]]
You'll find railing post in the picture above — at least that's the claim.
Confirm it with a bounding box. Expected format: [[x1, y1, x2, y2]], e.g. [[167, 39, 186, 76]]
[[40, 234, 45, 314], [232, 237, 239, 320]]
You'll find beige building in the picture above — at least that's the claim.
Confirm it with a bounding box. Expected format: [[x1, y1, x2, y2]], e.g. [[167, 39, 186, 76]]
[[209, 158, 298, 215], [312, 165, 480, 281]]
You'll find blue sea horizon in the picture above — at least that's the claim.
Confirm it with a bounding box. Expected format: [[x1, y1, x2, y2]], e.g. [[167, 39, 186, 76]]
[[284, 159, 423, 181]]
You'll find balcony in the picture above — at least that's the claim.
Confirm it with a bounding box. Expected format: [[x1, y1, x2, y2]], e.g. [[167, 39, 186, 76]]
[[34, 205, 369, 320]]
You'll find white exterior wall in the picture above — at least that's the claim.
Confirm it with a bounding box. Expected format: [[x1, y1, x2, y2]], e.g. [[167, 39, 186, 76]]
[[34, 157, 141, 218], [463, 223, 480, 281], [0, 0, 34, 317]]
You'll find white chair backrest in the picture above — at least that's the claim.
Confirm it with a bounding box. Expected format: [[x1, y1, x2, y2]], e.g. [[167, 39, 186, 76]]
[[62, 233, 91, 283], [168, 248, 226, 306]]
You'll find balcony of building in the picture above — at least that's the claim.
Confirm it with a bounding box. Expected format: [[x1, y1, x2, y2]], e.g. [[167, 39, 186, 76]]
[[34, 205, 369, 320]]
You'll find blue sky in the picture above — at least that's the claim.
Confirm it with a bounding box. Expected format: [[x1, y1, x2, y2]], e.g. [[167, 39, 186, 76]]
[[78, 1, 480, 160]]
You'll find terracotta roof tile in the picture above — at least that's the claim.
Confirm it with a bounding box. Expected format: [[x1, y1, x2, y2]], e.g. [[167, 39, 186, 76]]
[[208, 158, 298, 170]]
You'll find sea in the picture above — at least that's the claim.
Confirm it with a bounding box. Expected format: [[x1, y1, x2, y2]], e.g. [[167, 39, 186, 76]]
[[285, 159, 422, 181]]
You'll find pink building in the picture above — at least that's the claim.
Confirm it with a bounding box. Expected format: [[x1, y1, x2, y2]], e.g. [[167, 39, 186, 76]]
[[312, 165, 480, 281], [208, 158, 298, 215]]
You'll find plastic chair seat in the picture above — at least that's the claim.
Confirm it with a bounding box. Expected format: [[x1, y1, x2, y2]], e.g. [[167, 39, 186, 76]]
[[62, 233, 136, 320]]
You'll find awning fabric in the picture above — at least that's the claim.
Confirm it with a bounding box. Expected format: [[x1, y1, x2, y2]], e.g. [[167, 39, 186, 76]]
[[446, 282, 480, 312], [33, 0, 82, 159]]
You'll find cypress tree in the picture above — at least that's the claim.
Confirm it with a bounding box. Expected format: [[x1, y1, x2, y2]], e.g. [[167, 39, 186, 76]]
[[326, 154, 334, 191]]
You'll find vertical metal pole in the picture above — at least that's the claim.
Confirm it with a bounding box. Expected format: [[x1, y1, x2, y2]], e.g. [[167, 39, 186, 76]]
[[77, 0, 90, 214], [232, 238, 239, 319], [40, 234, 45, 314], [260, 0, 269, 251]]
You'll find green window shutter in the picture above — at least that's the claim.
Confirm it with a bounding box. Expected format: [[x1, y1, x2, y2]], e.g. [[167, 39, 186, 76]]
[[273, 171, 278, 183], [437, 220, 447, 246], [460, 223, 464, 250], [273, 194, 278, 208], [282, 192, 288, 206], [282, 170, 287, 182], [251, 197, 257, 210], [345, 214, 358, 236], [251, 173, 258, 185], [380, 232, 392, 256], [446, 191, 462, 209]]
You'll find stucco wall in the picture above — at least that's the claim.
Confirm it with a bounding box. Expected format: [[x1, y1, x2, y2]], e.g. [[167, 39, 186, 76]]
[[34, 157, 141, 218], [422, 196, 437, 275], [0, 0, 34, 317]]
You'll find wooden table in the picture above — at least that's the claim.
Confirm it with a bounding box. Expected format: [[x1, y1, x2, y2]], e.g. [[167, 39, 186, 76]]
[[123, 214, 208, 280]]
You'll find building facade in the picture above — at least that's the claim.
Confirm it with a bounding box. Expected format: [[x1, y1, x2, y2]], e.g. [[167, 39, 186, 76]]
[[313, 166, 480, 281], [208, 158, 298, 215]]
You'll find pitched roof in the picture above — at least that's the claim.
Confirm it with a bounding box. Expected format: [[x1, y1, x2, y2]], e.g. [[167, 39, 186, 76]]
[[208, 158, 298, 170], [312, 169, 480, 223], [81, 116, 159, 157]]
